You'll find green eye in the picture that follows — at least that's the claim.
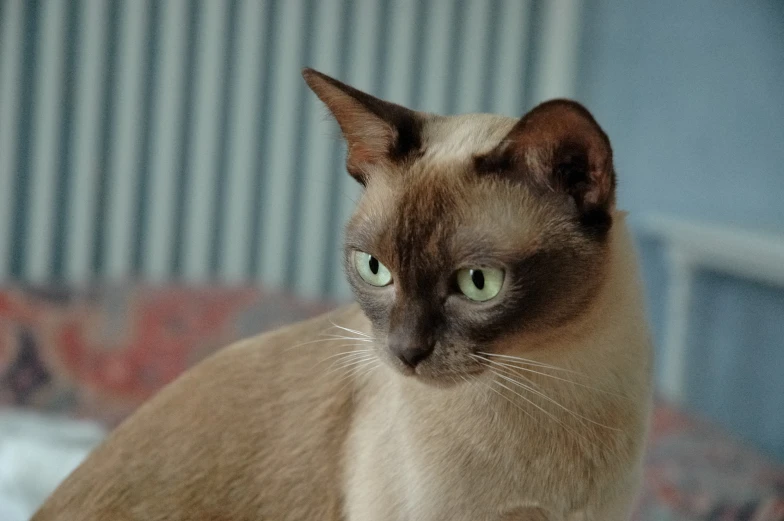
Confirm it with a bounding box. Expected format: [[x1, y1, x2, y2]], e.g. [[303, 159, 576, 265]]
[[456, 268, 504, 302], [354, 251, 392, 287]]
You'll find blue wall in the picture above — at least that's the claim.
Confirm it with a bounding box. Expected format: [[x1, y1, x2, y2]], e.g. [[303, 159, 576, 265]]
[[578, 0, 784, 461], [580, 0, 784, 230]]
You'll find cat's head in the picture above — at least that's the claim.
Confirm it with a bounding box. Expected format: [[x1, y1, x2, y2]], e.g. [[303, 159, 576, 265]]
[[304, 68, 617, 384]]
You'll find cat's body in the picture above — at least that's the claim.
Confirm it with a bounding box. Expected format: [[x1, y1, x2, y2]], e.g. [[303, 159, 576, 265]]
[[345, 216, 651, 521], [34, 70, 652, 521]]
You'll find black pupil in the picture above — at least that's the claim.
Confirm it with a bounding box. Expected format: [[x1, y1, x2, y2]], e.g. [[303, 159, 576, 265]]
[[369, 256, 379, 275], [471, 269, 485, 290]]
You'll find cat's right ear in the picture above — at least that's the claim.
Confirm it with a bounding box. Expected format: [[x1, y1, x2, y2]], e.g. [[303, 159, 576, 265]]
[[302, 68, 423, 184]]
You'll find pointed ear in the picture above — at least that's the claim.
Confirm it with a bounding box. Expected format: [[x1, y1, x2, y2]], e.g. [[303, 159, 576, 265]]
[[302, 68, 423, 184], [476, 100, 616, 233]]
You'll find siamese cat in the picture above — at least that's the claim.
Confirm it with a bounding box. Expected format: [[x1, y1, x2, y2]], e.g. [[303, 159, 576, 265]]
[[33, 68, 653, 521]]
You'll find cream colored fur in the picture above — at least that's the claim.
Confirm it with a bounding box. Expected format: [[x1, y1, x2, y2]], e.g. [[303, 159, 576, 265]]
[[33, 214, 651, 521]]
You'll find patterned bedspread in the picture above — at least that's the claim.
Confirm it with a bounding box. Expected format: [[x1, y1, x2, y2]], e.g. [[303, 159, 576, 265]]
[[1, 286, 782, 520]]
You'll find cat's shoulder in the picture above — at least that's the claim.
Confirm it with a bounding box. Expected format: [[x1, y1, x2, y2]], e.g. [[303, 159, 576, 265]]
[[219, 302, 365, 357]]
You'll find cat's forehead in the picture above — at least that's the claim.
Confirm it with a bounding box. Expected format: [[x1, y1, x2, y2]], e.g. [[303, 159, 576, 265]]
[[351, 112, 567, 260], [421, 113, 518, 164], [356, 113, 519, 216], [355, 113, 551, 233]]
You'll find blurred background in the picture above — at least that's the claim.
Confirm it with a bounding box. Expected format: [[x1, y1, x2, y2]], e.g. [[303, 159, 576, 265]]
[[1, 0, 783, 519]]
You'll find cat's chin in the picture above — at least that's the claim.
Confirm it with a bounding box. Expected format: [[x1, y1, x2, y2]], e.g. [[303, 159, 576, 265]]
[[417, 372, 486, 389]]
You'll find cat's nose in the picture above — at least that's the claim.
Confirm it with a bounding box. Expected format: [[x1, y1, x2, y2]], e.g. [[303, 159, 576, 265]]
[[389, 341, 434, 368], [387, 303, 438, 369]]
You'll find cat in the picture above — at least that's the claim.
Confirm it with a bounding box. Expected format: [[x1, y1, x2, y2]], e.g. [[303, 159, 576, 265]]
[[33, 68, 653, 521]]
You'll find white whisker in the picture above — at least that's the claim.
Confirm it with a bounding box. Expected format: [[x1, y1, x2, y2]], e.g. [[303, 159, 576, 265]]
[[284, 337, 344, 351], [334, 359, 379, 395], [472, 355, 545, 391], [474, 354, 628, 400], [477, 352, 583, 375], [328, 354, 377, 373], [488, 375, 589, 446], [354, 361, 379, 381], [318, 349, 374, 365], [321, 334, 375, 343], [476, 376, 537, 422], [329, 321, 372, 338], [488, 364, 620, 432], [285, 323, 377, 352]]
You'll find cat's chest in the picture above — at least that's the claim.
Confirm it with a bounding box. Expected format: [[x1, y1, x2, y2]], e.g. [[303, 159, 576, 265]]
[[344, 387, 572, 521], [397, 415, 558, 518], [346, 430, 512, 521], [395, 438, 523, 521]]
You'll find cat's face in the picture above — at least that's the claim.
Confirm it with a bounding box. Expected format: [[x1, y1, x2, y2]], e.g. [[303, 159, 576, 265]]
[[304, 69, 616, 384]]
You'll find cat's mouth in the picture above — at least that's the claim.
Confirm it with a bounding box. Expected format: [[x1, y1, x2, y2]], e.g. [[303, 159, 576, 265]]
[[383, 348, 486, 385]]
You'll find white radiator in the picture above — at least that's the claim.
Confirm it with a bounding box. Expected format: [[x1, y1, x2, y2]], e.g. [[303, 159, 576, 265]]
[[0, 0, 582, 299]]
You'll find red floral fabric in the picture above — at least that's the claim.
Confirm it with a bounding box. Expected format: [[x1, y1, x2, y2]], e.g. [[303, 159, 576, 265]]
[[0, 286, 328, 424]]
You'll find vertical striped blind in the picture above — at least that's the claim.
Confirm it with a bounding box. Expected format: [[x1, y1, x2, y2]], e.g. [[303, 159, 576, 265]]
[[0, 0, 581, 300]]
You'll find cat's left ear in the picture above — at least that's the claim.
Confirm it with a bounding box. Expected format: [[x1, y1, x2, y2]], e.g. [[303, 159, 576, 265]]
[[477, 99, 616, 231], [302, 68, 423, 185]]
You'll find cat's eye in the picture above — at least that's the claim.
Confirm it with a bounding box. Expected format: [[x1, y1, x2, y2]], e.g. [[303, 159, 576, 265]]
[[456, 268, 504, 302], [354, 251, 392, 287]]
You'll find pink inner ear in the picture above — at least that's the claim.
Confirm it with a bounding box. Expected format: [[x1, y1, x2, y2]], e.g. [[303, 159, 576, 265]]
[[347, 143, 385, 172], [585, 161, 614, 207], [303, 68, 424, 184], [342, 119, 397, 174], [303, 69, 400, 180]]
